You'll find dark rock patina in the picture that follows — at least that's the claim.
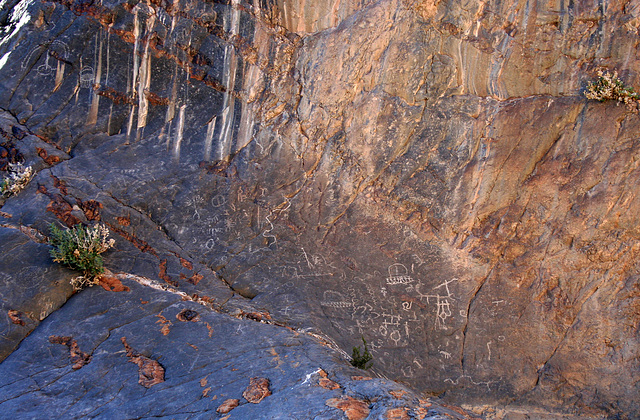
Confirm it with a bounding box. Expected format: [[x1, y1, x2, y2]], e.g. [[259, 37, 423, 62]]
[[0, 0, 639, 418]]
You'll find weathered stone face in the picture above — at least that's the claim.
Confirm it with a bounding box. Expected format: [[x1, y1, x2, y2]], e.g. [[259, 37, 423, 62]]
[[0, 0, 639, 417]]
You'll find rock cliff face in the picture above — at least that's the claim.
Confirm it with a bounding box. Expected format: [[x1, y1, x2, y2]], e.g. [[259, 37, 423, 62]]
[[0, 0, 639, 418]]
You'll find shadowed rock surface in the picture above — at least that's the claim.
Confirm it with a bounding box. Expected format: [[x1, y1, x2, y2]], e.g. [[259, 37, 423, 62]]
[[0, 0, 639, 418]]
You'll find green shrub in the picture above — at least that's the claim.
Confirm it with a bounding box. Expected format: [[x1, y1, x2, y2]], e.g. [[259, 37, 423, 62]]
[[49, 223, 115, 290], [350, 336, 373, 370], [585, 70, 639, 104]]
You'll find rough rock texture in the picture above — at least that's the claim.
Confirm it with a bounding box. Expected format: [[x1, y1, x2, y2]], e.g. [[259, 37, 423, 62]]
[[0, 0, 639, 418], [0, 277, 463, 419]]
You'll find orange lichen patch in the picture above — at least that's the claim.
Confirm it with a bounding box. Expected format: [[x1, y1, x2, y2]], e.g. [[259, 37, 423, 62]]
[[95, 86, 136, 105], [217, 399, 239, 414], [50, 174, 67, 195], [140, 299, 149, 304], [156, 314, 172, 336], [242, 310, 271, 322], [121, 337, 164, 388], [318, 369, 340, 390], [80, 199, 102, 221], [414, 406, 432, 420], [116, 214, 130, 226], [319, 377, 341, 390], [176, 308, 199, 322], [49, 335, 91, 370], [8, 309, 26, 325], [351, 376, 373, 381], [158, 259, 178, 286], [52, 0, 115, 25], [189, 273, 203, 285], [98, 275, 130, 292], [326, 396, 370, 420], [205, 322, 214, 338], [389, 390, 408, 399], [179, 257, 193, 270], [243, 377, 271, 403], [46, 193, 80, 227], [385, 407, 410, 420], [145, 90, 170, 106], [105, 223, 157, 255], [36, 147, 60, 165], [180, 272, 203, 285], [0, 210, 11, 218], [194, 294, 214, 304], [187, 343, 198, 351], [202, 387, 211, 397], [200, 376, 208, 387]]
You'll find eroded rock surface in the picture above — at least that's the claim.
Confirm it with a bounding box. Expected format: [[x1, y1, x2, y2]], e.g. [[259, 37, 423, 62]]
[[0, 277, 462, 419], [0, 0, 638, 417]]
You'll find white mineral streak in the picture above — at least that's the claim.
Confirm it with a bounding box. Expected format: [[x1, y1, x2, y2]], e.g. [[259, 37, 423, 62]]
[[162, 0, 181, 146], [216, 0, 241, 161], [203, 116, 217, 161], [137, 7, 156, 131], [174, 104, 186, 160], [87, 34, 103, 126], [126, 6, 142, 140], [53, 60, 65, 92]]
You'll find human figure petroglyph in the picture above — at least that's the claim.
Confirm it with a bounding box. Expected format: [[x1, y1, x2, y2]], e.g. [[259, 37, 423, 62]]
[[79, 66, 95, 88], [414, 279, 458, 330]]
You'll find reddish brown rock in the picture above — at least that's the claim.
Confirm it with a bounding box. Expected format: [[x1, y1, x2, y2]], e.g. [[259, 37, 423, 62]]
[[80, 199, 102, 221], [326, 396, 370, 420], [318, 369, 340, 390], [242, 377, 271, 404], [98, 275, 130, 292], [389, 390, 407, 399], [7, 310, 25, 326], [121, 337, 164, 388], [385, 407, 409, 420], [155, 314, 171, 336], [176, 309, 198, 322], [49, 335, 91, 370], [216, 399, 240, 414]]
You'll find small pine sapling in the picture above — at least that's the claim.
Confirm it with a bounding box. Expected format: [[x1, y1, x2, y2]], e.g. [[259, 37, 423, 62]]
[[351, 336, 373, 370]]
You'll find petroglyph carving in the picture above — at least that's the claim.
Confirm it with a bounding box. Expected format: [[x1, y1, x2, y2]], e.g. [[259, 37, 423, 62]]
[[22, 41, 69, 77], [320, 291, 352, 308], [79, 66, 95, 88], [211, 194, 227, 208], [414, 279, 458, 330], [434, 297, 452, 330], [439, 350, 452, 359], [444, 375, 501, 390], [386, 263, 414, 285]]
